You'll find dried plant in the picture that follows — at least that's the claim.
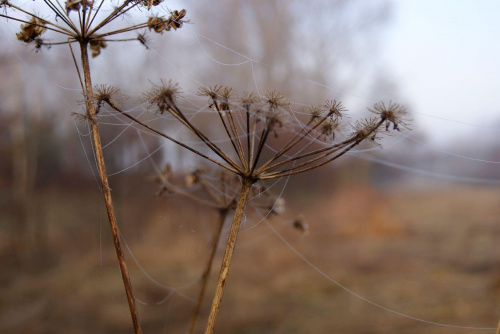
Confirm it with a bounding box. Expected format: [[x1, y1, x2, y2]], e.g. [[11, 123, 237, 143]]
[[1, 1, 187, 333], [152, 164, 285, 333], [96, 83, 409, 333], [3, 1, 409, 332]]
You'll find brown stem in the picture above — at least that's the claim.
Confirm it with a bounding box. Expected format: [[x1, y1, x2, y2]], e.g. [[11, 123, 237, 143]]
[[204, 178, 254, 334], [80, 41, 142, 334], [189, 208, 230, 334]]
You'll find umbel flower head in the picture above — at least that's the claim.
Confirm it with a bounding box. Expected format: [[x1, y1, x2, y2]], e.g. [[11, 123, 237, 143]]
[[369, 101, 409, 131], [142, 79, 181, 114], [6, 1, 187, 54], [106, 82, 409, 182]]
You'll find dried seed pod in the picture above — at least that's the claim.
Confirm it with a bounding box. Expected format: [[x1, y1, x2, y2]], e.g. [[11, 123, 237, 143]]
[[89, 39, 107, 57], [168, 9, 186, 30], [16, 17, 46, 43]]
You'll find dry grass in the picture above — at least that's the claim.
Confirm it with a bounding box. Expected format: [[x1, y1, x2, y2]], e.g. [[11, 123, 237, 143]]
[[1, 180, 498, 333]]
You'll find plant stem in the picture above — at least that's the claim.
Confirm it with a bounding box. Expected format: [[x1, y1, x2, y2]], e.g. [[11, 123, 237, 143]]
[[204, 179, 254, 334], [189, 208, 229, 334], [80, 41, 142, 334]]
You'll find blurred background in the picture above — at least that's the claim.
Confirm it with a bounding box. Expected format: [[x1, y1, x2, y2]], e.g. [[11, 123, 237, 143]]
[[0, 0, 499, 333]]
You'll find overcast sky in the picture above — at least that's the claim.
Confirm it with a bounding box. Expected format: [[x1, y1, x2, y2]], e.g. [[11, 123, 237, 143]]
[[381, 1, 500, 143]]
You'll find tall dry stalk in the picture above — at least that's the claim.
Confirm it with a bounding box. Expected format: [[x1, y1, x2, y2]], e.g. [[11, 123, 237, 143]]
[[1, 1, 187, 333], [100, 83, 408, 332], [154, 166, 283, 333], [79, 41, 143, 332]]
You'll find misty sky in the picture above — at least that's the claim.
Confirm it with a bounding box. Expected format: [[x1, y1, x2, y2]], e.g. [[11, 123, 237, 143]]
[[381, 0, 500, 143]]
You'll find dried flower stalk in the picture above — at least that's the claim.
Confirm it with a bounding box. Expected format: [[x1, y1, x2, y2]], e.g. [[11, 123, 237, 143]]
[[2, 2, 188, 333], [97, 82, 408, 332]]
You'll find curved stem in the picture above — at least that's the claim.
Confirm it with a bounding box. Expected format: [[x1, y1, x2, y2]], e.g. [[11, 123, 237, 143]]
[[80, 41, 142, 334], [204, 179, 254, 334]]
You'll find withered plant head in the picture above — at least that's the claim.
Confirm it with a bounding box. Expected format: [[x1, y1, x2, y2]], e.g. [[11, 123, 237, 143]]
[[264, 90, 289, 112], [92, 84, 123, 113], [324, 99, 348, 119], [142, 79, 181, 114], [198, 85, 234, 111], [16, 17, 47, 43], [110, 81, 408, 185], [369, 101, 409, 131], [4, 1, 187, 54], [239, 92, 258, 110]]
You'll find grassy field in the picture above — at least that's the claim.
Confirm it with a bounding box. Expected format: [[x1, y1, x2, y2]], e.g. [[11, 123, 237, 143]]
[[1, 180, 498, 333]]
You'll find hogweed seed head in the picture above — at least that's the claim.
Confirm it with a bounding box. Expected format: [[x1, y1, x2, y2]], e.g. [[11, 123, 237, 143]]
[[351, 117, 382, 145], [198, 85, 233, 111], [16, 17, 46, 43], [320, 117, 340, 141], [264, 90, 289, 112], [324, 99, 348, 119], [92, 84, 123, 112], [143, 79, 181, 114], [369, 101, 409, 131], [239, 92, 258, 110], [307, 105, 324, 122]]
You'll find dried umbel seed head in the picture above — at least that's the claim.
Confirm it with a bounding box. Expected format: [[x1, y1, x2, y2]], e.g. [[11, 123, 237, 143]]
[[351, 117, 382, 145], [307, 106, 324, 122], [143, 79, 181, 114], [198, 85, 233, 111], [16, 17, 46, 43], [320, 117, 340, 141], [92, 84, 122, 112], [89, 39, 107, 57], [264, 90, 289, 112], [239, 92, 258, 111], [324, 99, 348, 119], [369, 101, 409, 131]]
